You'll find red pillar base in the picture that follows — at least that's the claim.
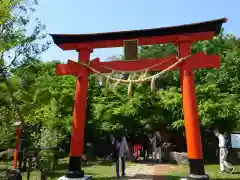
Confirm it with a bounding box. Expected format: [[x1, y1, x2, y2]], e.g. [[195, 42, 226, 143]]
[[180, 160, 209, 180], [188, 159, 206, 176], [66, 156, 84, 178]]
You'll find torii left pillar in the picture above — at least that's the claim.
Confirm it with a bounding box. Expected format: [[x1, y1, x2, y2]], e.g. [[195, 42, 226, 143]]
[[66, 45, 92, 179]]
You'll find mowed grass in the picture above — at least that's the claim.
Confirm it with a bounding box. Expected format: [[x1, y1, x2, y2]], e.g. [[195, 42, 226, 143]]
[[1, 160, 240, 180], [0, 159, 130, 180], [166, 164, 240, 180], [21, 163, 118, 180], [20, 160, 118, 180]]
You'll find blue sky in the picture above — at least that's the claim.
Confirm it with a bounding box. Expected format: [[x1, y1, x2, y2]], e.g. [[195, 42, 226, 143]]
[[33, 0, 240, 62]]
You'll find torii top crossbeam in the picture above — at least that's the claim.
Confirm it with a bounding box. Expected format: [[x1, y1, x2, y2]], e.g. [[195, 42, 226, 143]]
[[51, 18, 227, 50]]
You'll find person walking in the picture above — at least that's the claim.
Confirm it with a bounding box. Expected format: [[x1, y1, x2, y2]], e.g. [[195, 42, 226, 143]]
[[141, 132, 149, 160], [110, 134, 129, 178], [214, 130, 235, 173], [147, 133, 153, 159], [117, 136, 129, 178], [151, 131, 162, 163]]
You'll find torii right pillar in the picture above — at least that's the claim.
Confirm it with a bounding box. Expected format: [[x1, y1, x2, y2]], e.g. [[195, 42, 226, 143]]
[[178, 41, 209, 180]]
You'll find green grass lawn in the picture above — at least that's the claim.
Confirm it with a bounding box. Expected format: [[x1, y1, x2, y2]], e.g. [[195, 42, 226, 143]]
[[166, 164, 240, 180], [0, 159, 129, 180], [19, 159, 132, 180], [1, 160, 240, 180], [19, 163, 240, 180]]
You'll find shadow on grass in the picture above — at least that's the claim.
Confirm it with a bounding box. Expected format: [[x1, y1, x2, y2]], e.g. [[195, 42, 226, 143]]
[[0, 168, 6, 173], [45, 171, 65, 178], [136, 160, 179, 166], [98, 161, 114, 166], [213, 179, 240, 180], [89, 174, 183, 180], [54, 161, 107, 171]]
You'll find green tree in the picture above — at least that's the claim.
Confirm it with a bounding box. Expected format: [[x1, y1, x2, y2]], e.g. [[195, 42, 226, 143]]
[[0, 0, 49, 149]]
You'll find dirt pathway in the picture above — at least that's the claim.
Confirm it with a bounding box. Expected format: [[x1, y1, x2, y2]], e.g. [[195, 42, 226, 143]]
[[154, 164, 185, 180], [125, 163, 155, 179], [124, 163, 185, 180]]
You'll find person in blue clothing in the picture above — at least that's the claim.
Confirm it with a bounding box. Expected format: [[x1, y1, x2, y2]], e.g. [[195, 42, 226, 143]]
[[110, 134, 129, 178]]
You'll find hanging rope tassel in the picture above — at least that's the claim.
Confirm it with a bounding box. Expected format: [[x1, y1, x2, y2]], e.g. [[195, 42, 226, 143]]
[[76, 56, 189, 97], [151, 76, 156, 92], [97, 75, 103, 87], [104, 77, 110, 95], [142, 70, 148, 79], [127, 73, 132, 80], [128, 82, 133, 97], [138, 70, 148, 87], [78, 56, 188, 85], [113, 79, 121, 89]]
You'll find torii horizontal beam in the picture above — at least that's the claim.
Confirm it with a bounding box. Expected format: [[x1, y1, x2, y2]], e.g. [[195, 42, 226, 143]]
[[50, 18, 227, 50], [56, 52, 220, 76], [53, 32, 215, 50]]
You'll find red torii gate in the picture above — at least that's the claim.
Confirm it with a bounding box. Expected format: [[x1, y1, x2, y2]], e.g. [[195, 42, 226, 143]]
[[51, 18, 227, 180]]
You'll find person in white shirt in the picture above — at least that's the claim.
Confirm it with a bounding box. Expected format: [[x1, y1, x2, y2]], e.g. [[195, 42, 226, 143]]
[[214, 130, 234, 173]]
